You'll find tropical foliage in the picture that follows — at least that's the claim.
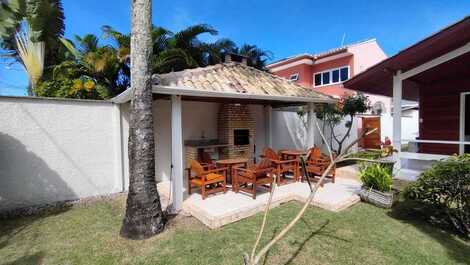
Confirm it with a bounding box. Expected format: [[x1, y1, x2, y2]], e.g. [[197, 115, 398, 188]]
[[1, 0, 272, 99], [404, 154, 470, 237], [34, 34, 128, 99], [14, 24, 45, 90], [0, 0, 65, 95], [359, 163, 393, 192]]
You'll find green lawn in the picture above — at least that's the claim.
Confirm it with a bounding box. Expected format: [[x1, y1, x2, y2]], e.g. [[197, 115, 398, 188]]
[[1, 196, 469, 265]]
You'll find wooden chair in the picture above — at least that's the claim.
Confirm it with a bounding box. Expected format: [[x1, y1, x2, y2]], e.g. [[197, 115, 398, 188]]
[[187, 160, 227, 199], [232, 159, 273, 199], [198, 150, 216, 170], [304, 147, 336, 186], [262, 147, 299, 184]]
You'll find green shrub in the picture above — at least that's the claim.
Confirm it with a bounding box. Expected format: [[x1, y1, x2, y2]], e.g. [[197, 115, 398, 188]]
[[359, 163, 393, 192], [352, 150, 382, 160], [404, 154, 470, 237]]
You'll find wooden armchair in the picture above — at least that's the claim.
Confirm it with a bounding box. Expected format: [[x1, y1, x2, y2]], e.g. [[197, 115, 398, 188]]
[[187, 160, 227, 199], [304, 147, 336, 185], [233, 159, 273, 199], [198, 150, 216, 170], [262, 147, 299, 184]]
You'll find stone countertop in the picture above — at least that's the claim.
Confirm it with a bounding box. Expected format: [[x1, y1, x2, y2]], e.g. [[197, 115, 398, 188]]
[[184, 139, 230, 148]]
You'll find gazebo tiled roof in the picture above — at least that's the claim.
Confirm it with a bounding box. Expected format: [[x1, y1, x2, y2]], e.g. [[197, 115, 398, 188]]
[[111, 62, 335, 105]]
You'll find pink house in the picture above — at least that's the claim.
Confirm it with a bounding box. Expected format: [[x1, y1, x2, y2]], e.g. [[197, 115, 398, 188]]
[[267, 39, 399, 148], [267, 39, 387, 98]]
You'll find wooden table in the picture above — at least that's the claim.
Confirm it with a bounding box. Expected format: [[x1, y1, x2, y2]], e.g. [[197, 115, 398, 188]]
[[216, 158, 249, 184], [279, 150, 307, 160], [279, 150, 307, 181]]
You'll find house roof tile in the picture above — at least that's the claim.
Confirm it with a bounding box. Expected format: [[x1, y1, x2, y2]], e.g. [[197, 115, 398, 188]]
[[153, 63, 334, 103]]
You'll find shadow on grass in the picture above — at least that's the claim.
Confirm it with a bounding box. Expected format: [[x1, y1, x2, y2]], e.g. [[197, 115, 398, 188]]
[[2, 251, 44, 265], [388, 200, 470, 264], [283, 220, 330, 265], [0, 206, 72, 251], [261, 227, 278, 265], [260, 218, 350, 265]]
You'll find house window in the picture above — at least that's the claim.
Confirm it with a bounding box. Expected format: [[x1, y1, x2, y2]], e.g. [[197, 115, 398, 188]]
[[332, 69, 340, 83], [313, 66, 350, 87], [314, 73, 322, 86], [289, 73, 299, 81], [340, 67, 349, 81], [321, 72, 330, 85]]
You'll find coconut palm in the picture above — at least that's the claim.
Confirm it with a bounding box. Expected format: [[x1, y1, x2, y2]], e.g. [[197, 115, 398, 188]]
[[204, 38, 237, 65], [237, 44, 273, 70], [74, 34, 99, 54], [102, 24, 224, 74], [53, 36, 129, 97], [120, 0, 166, 239]]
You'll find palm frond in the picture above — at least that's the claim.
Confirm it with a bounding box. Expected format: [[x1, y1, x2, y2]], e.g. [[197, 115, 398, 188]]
[[59, 37, 81, 59], [15, 25, 44, 87], [74, 34, 99, 54], [173, 24, 218, 49], [152, 48, 198, 73]]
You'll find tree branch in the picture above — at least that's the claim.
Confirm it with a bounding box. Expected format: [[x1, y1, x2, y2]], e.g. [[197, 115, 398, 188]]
[[247, 174, 277, 264], [245, 123, 377, 265]]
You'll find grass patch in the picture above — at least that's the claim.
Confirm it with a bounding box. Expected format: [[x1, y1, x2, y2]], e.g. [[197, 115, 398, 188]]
[[1, 195, 469, 265]]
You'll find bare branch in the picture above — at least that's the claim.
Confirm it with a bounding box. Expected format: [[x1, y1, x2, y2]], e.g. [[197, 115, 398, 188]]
[[248, 174, 277, 263], [246, 124, 377, 265]]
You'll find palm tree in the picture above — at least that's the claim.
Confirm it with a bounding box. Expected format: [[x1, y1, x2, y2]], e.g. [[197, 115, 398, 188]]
[[120, 0, 166, 239], [102, 24, 223, 74], [74, 34, 99, 54], [56, 35, 129, 97], [0, 0, 65, 95], [237, 44, 273, 70]]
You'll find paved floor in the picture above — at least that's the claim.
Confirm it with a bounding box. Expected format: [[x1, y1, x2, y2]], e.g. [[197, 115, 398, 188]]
[[158, 175, 362, 229]]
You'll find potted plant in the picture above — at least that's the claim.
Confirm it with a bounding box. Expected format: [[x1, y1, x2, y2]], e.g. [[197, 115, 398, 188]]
[[359, 162, 398, 208]]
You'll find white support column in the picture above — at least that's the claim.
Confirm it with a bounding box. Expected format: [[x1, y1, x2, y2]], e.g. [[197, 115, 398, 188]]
[[171, 95, 183, 212], [393, 71, 402, 169], [265, 105, 272, 148], [306, 103, 315, 148]]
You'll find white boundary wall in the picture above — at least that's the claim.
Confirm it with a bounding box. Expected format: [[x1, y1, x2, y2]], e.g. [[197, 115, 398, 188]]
[[272, 111, 358, 154], [0, 96, 126, 211], [0, 97, 269, 212]]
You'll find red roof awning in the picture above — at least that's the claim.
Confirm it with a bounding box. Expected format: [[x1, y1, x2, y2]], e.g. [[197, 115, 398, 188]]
[[344, 16, 470, 101]]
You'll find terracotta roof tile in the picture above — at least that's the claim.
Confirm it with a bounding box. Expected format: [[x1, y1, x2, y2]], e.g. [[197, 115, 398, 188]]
[[154, 63, 333, 102]]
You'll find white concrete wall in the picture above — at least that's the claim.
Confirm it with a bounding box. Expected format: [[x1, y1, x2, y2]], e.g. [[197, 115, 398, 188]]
[[272, 109, 362, 154], [0, 96, 125, 211], [148, 100, 268, 184], [150, 100, 221, 183], [272, 110, 326, 152], [380, 110, 419, 143]]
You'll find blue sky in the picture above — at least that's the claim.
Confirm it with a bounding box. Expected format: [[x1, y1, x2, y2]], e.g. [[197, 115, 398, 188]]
[[1, 0, 469, 96]]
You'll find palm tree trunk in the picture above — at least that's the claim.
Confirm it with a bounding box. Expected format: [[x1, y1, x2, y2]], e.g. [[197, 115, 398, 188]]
[[120, 0, 166, 239]]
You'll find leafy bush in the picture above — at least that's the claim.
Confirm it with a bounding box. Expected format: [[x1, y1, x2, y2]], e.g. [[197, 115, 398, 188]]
[[35, 77, 109, 100], [359, 163, 393, 192], [352, 150, 382, 160], [404, 154, 470, 237]]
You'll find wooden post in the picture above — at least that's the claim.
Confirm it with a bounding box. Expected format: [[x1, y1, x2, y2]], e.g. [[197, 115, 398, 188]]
[[171, 95, 183, 212]]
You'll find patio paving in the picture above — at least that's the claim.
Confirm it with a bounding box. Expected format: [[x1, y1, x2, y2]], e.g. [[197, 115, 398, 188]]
[[159, 177, 362, 229]]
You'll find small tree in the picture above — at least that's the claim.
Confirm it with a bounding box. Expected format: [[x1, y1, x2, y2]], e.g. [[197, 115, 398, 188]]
[[316, 93, 370, 154]]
